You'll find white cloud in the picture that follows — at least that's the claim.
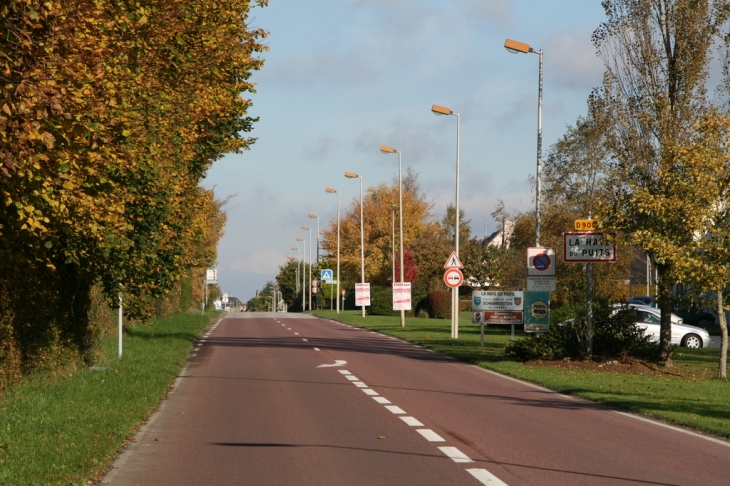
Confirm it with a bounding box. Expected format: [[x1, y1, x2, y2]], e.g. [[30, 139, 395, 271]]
[[232, 249, 288, 275], [545, 28, 605, 91], [302, 136, 341, 160]]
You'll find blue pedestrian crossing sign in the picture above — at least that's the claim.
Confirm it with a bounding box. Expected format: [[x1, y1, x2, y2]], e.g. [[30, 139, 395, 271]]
[[321, 269, 334, 281]]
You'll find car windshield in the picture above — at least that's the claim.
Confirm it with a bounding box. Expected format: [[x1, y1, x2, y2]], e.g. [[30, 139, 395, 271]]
[[637, 310, 660, 323]]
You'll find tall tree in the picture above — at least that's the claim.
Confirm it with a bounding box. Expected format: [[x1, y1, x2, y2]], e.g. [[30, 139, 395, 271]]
[[593, 0, 730, 365], [320, 168, 435, 288]]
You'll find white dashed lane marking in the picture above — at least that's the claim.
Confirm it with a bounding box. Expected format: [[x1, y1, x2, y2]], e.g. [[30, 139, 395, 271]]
[[438, 446, 473, 463], [362, 389, 378, 396], [302, 339, 308, 342], [416, 429, 445, 442], [345, 376, 359, 381], [353, 382, 368, 388], [466, 469, 509, 485], [313, 348, 320, 351], [372, 397, 391, 404], [338, 370, 351, 375], [400, 416, 423, 426], [385, 405, 406, 414]]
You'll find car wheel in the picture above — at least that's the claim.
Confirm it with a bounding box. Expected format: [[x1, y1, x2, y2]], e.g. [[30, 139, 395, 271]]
[[681, 333, 703, 349]]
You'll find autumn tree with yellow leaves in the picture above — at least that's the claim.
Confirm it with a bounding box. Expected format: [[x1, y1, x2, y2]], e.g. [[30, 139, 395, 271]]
[[0, 0, 267, 384]]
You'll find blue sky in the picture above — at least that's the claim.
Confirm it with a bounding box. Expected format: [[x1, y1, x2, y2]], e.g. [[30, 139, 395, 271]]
[[202, 0, 608, 301]]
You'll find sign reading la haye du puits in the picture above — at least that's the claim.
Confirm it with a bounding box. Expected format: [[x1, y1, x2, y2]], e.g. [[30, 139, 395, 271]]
[[472, 291, 524, 325], [563, 232, 617, 263]]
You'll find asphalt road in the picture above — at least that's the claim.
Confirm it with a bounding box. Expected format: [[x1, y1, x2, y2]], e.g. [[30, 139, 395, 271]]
[[102, 312, 730, 485]]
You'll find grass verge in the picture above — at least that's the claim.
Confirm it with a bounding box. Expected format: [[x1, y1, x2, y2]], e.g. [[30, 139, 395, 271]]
[[0, 312, 214, 486], [314, 310, 730, 440]]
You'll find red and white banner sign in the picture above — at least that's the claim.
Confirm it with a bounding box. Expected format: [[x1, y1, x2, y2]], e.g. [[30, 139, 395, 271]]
[[355, 283, 371, 306], [392, 282, 412, 311]]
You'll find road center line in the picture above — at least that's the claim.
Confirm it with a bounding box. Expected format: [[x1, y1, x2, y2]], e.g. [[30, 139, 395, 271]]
[[400, 416, 423, 426], [345, 376, 359, 381], [372, 397, 391, 404], [416, 429, 445, 442], [361, 389, 378, 396], [438, 446, 473, 463], [466, 468, 509, 486], [353, 382, 368, 388], [385, 405, 406, 414], [338, 370, 351, 375]]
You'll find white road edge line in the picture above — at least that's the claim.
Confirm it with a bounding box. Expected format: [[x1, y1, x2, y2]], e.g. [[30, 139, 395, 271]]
[[416, 429, 445, 442], [466, 468, 508, 486], [400, 416, 423, 426], [438, 446, 472, 463], [474, 365, 730, 448], [385, 405, 406, 414]]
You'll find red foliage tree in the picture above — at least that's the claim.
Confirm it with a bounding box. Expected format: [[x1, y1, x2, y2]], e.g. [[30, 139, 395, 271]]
[[394, 247, 418, 285]]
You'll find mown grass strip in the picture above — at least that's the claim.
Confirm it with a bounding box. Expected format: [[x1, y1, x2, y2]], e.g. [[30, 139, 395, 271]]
[[0, 312, 214, 486], [314, 310, 730, 440]]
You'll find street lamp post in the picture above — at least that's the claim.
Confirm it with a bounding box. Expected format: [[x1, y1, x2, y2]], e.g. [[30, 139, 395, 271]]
[[345, 171, 366, 318], [504, 38, 543, 246], [301, 226, 312, 311], [308, 214, 320, 309], [296, 237, 305, 311], [325, 187, 341, 313], [380, 146, 405, 327], [391, 204, 397, 285], [432, 104, 461, 339]]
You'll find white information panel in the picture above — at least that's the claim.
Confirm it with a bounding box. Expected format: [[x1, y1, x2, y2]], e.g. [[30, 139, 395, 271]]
[[527, 276, 557, 292], [355, 283, 371, 307], [392, 282, 412, 311]]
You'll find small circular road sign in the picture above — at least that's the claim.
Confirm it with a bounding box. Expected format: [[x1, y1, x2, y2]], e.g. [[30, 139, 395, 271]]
[[443, 268, 464, 288], [533, 253, 551, 272]]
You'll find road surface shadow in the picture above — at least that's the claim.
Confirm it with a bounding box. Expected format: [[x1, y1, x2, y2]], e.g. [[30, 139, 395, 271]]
[[200, 335, 455, 362], [210, 442, 681, 485]]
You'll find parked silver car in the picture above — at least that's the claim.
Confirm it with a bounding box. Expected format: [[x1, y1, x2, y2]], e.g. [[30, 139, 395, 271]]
[[628, 305, 710, 348]]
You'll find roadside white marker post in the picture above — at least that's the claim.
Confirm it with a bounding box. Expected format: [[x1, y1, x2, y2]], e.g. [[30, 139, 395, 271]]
[[118, 286, 123, 359]]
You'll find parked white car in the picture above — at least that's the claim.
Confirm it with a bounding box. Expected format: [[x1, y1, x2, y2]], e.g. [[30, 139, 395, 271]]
[[628, 305, 710, 348]]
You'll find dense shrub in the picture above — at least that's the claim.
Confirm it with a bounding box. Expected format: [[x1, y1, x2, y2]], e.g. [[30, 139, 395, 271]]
[[506, 307, 658, 361], [428, 290, 451, 319], [370, 287, 398, 316]]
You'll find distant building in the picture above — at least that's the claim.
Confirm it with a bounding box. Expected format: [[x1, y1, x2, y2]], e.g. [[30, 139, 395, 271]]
[[483, 220, 514, 248]]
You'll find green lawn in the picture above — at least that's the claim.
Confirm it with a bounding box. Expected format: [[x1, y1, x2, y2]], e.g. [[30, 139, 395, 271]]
[[314, 310, 730, 439], [0, 312, 215, 486]]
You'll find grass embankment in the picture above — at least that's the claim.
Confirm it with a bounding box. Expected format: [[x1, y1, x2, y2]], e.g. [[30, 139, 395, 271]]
[[314, 310, 730, 440], [0, 312, 214, 486]]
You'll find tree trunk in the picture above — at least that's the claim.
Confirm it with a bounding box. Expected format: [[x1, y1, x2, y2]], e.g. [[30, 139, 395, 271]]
[[718, 290, 728, 379], [657, 264, 673, 366]]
